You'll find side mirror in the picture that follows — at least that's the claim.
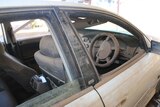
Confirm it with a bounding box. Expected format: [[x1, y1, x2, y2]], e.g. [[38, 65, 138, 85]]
[[151, 40, 160, 54]]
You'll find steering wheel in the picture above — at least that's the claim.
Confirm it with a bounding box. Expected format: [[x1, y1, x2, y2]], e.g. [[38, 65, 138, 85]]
[[89, 33, 120, 67]]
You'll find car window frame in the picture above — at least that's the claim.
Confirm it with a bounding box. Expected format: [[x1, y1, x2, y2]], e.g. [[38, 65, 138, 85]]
[[0, 7, 78, 80], [61, 7, 148, 52], [61, 7, 148, 86]]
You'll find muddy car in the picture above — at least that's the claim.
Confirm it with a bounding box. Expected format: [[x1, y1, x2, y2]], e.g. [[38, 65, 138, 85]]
[[0, 1, 160, 107]]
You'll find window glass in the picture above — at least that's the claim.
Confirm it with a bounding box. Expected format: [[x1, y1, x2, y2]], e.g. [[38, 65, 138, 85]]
[[11, 19, 50, 40], [0, 24, 4, 42]]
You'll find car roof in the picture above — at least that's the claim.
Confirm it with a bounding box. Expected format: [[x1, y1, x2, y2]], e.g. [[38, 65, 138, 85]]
[[0, 0, 103, 10]]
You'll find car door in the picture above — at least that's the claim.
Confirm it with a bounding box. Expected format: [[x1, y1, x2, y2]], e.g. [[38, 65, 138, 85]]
[[53, 86, 104, 107], [95, 52, 160, 107], [88, 14, 160, 107], [77, 10, 160, 107], [60, 7, 160, 107]]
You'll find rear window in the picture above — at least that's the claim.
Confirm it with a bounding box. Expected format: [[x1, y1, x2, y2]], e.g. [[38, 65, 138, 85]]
[[11, 19, 50, 40]]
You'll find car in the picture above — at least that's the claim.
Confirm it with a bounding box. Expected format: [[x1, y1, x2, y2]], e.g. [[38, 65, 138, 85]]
[[0, 1, 160, 107]]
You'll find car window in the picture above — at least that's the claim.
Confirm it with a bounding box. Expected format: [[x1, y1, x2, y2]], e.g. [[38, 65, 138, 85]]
[[0, 24, 4, 42], [66, 10, 142, 76], [11, 19, 50, 40]]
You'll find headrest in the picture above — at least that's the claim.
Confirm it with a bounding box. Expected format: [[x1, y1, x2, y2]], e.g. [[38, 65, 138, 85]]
[[0, 42, 5, 54], [39, 36, 60, 58]]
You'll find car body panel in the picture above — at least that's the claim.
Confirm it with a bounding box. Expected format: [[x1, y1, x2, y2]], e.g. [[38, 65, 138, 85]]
[[95, 53, 160, 107], [52, 86, 102, 107], [64, 89, 104, 107], [55, 53, 160, 107]]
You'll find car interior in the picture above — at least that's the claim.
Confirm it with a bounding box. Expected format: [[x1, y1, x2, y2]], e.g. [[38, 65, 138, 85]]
[[0, 19, 69, 106], [0, 13, 145, 106], [69, 12, 145, 74]]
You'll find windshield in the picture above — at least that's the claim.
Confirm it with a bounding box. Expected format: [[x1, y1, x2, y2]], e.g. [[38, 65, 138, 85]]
[[86, 21, 132, 35], [70, 14, 133, 35]]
